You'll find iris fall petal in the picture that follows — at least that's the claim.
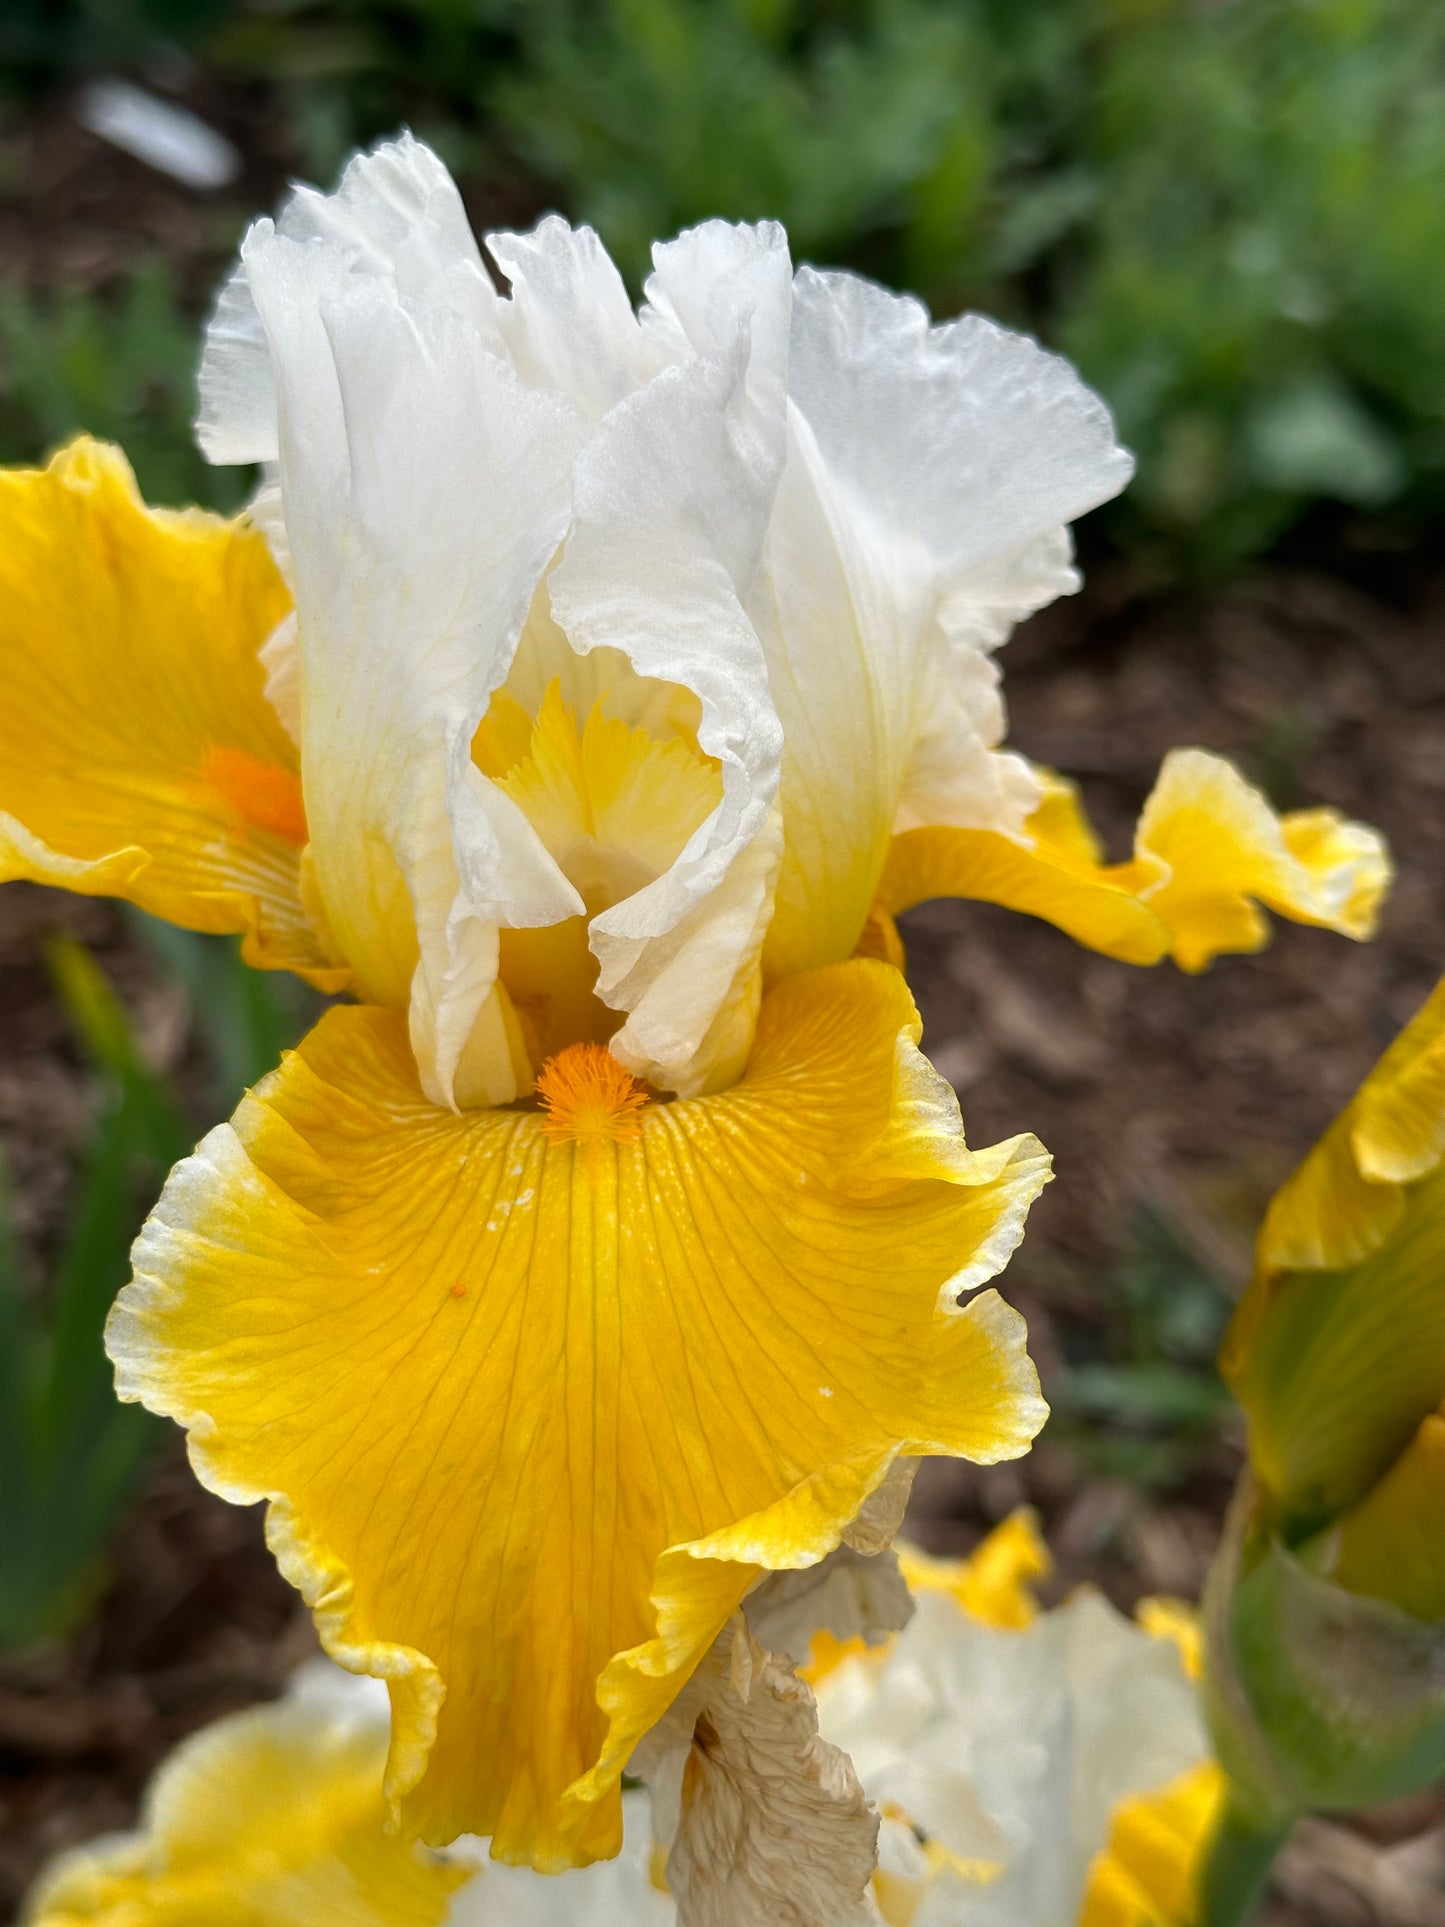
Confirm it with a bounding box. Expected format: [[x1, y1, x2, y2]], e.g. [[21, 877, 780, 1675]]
[[0, 439, 341, 984], [877, 748, 1388, 973], [107, 959, 1048, 1867]]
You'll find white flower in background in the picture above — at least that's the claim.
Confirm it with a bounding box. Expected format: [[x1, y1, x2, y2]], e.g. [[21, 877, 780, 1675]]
[[812, 1582, 1213, 1926]]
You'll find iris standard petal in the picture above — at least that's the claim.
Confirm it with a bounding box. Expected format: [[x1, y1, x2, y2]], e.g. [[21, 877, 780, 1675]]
[[231, 155, 588, 1101], [877, 749, 1388, 973], [0, 439, 342, 985], [205, 149, 796, 1106], [755, 273, 1134, 979], [485, 216, 675, 421], [197, 131, 497, 469], [547, 222, 792, 1095], [107, 960, 1048, 1868]]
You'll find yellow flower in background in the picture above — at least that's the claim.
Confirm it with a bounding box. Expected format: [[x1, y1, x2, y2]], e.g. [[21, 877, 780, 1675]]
[[23, 1663, 672, 1927], [1203, 976, 1445, 1844], [23, 1667, 471, 1927], [24, 1521, 1221, 1927], [0, 130, 1385, 1873]]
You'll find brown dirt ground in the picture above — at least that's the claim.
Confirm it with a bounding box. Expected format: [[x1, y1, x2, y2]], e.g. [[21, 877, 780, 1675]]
[[0, 560, 1441, 1915]]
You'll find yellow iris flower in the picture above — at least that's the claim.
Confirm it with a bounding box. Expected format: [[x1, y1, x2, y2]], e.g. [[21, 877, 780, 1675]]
[[0, 133, 1384, 1873]]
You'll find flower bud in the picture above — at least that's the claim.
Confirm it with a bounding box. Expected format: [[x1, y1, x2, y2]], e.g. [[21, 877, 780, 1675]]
[[1202, 1477, 1445, 1827], [1205, 979, 1445, 1828]]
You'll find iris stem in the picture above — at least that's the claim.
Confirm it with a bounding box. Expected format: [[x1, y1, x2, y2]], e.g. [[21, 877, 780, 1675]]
[[1199, 1802, 1292, 1927]]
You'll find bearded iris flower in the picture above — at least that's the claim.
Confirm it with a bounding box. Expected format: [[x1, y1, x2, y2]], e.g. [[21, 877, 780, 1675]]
[[0, 135, 1386, 1874]]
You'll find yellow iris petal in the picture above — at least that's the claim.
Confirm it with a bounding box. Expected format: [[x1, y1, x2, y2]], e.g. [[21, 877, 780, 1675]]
[[476, 680, 722, 904], [1080, 1762, 1225, 1927], [24, 1685, 469, 1927], [0, 438, 343, 987], [876, 749, 1388, 973], [107, 959, 1049, 1869], [879, 772, 1171, 966], [475, 681, 726, 1066], [1132, 752, 1388, 971], [1223, 979, 1445, 1524], [1328, 1408, 1445, 1622], [897, 1506, 1050, 1631]]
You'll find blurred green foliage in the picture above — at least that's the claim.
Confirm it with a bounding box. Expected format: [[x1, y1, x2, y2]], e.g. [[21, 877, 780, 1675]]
[[0, 267, 251, 512], [0, 941, 182, 1650], [1052, 1204, 1238, 1494], [1059, 0, 1445, 567], [0, 0, 234, 88], [493, 0, 1445, 569], [4, 0, 1444, 564], [0, 930, 314, 1652]]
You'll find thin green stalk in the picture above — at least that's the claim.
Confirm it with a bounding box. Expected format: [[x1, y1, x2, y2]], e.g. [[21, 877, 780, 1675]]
[[1199, 1801, 1291, 1927]]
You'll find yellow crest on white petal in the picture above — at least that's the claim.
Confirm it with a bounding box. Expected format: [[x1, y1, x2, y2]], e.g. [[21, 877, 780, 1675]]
[[476, 681, 722, 906]]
